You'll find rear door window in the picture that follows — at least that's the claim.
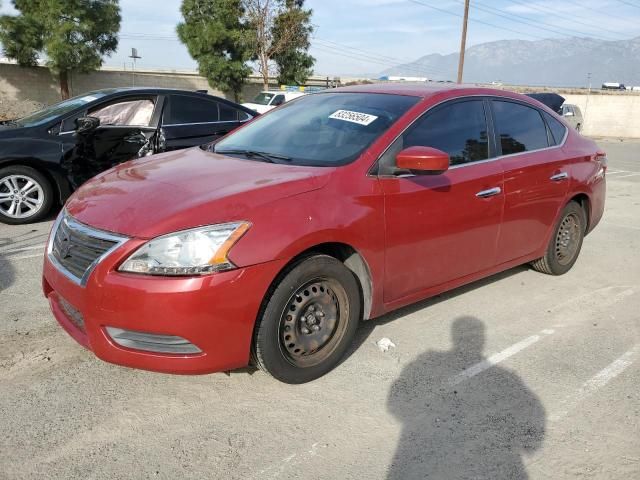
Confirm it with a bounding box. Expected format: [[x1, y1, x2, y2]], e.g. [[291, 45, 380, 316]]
[[403, 99, 489, 166], [492, 100, 549, 155], [164, 95, 219, 125], [543, 112, 568, 146]]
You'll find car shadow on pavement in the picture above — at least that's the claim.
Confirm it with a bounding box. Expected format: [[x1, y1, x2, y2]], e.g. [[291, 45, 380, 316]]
[[386, 316, 546, 479]]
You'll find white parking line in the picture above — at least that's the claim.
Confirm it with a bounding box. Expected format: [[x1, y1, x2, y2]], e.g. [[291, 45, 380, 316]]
[[10, 253, 44, 260], [448, 329, 555, 386], [550, 344, 640, 422], [614, 172, 640, 179], [604, 222, 640, 231], [0, 243, 47, 254]]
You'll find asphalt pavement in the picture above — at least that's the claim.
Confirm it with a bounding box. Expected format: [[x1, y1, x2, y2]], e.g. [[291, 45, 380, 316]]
[[1, 138, 639, 479]]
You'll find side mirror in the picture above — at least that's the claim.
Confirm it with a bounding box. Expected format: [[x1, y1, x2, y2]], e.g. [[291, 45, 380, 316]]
[[75, 116, 100, 134], [396, 146, 449, 175]]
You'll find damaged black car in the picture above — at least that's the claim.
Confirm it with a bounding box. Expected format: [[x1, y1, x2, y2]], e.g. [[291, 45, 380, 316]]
[[0, 88, 256, 224]]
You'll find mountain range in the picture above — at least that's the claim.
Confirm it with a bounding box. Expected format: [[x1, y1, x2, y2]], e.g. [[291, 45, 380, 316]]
[[380, 36, 640, 87]]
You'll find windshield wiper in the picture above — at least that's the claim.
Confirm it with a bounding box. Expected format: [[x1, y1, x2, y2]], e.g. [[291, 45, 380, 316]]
[[216, 149, 292, 163]]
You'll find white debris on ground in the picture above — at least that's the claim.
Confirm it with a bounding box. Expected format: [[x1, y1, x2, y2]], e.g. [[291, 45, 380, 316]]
[[376, 337, 396, 352]]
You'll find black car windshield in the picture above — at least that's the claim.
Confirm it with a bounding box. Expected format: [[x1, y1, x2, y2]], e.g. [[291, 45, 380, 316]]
[[215, 92, 419, 166], [16, 92, 109, 127], [251, 92, 276, 105]]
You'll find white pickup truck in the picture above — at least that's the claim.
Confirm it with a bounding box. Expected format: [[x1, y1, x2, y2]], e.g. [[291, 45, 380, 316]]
[[242, 90, 307, 114]]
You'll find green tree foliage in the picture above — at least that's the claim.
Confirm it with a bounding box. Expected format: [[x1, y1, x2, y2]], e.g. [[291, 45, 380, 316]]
[[0, 0, 121, 99], [177, 0, 252, 101], [244, 0, 315, 90], [272, 0, 314, 86]]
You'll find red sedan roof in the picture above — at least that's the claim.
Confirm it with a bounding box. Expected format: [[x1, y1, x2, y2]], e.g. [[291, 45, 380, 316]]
[[331, 82, 527, 100], [330, 83, 551, 112]]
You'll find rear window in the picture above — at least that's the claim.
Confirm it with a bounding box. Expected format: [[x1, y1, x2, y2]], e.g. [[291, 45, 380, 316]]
[[492, 100, 549, 155], [543, 112, 567, 146], [251, 92, 275, 105], [219, 103, 240, 122]]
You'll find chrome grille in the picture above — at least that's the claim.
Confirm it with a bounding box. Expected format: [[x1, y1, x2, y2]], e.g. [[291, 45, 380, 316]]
[[48, 212, 128, 286]]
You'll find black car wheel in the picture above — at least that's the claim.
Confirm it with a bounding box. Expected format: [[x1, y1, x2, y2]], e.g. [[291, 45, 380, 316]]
[[0, 166, 53, 224], [252, 254, 361, 384], [531, 201, 586, 275]]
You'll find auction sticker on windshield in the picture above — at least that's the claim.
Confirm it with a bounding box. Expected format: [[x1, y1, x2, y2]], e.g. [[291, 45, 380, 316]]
[[329, 110, 378, 126]]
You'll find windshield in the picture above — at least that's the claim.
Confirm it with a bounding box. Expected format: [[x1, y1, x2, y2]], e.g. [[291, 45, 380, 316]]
[[251, 92, 276, 106], [16, 92, 109, 127], [215, 92, 419, 166]]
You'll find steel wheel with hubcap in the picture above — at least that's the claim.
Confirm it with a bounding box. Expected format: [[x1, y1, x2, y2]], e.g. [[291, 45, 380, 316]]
[[253, 254, 361, 383], [531, 201, 586, 275], [0, 166, 53, 224], [555, 213, 581, 266], [279, 278, 349, 368]]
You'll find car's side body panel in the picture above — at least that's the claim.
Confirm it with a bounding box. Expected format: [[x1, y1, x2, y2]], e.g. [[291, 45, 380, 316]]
[[380, 161, 505, 302], [497, 147, 571, 263]]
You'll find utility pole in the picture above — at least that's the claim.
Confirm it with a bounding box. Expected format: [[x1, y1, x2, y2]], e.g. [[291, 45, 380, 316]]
[[129, 48, 141, 87], [584, 72, 592, 126], [457, 0, 470, 84]]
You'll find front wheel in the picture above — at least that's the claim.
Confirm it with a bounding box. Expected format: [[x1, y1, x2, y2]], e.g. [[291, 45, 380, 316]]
[[252, 255, 361, 384], [531, 201, 586, 275], [0, 166, 53, 224]]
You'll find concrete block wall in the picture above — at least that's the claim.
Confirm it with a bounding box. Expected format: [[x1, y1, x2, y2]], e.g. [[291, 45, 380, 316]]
[[563, 94, 640, 138], [0, 63, 269, 114], [2, 63, 640, 138]]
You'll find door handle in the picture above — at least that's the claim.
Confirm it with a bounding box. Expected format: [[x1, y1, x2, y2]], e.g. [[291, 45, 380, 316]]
[[476, 187, 502, 198], [550, 172, 569, 181]]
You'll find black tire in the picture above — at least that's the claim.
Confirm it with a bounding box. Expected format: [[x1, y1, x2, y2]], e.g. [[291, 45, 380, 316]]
[[252, 254, 361, 384], [531, 201, 586, 275], [575, 124, 582, 132], [0, 165, 53, 225]]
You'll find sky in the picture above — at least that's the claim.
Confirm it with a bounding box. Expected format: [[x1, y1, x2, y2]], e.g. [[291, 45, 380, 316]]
[[1, 0, 639, 77]]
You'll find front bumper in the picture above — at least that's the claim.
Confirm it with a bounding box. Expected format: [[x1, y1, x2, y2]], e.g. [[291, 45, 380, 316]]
[[43, 243, 287, 374]]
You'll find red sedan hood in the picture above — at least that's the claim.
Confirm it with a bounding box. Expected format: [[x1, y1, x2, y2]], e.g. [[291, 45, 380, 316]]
[[66, 147, 331, 238]]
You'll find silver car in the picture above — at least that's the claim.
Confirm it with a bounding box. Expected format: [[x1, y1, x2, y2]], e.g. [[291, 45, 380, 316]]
[[561, 104, 584, 132]]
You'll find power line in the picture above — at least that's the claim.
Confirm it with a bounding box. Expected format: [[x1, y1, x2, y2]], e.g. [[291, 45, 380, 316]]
[[314, 38, 450, 76], [312, 44, 452, 79], [562, 0, 640, 28], [407, 0, 547, 40], [616, 0, 640, 9], [118, 31, 452, 78], [499, 0, 631, 39], [452, 0, 618, 41]]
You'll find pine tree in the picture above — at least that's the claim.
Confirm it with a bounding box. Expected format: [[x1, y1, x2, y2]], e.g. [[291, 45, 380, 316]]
[[177, 0, 252, 102], [272, 0, 314, 86]]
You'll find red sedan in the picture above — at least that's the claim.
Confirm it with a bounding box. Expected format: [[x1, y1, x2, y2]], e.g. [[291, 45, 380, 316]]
[[43, 84, 607, 383]]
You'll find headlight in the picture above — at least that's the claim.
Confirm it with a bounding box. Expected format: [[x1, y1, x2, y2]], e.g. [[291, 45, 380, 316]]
[[119, 222, 250, 276]]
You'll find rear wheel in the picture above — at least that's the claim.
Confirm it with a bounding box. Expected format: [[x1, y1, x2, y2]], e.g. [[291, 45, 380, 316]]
[[531, 201, 586, 275], [0, 165, 53, 224], [252, 255, 361, 384]]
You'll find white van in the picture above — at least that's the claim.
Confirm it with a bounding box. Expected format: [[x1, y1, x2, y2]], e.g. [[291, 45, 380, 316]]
[[242, 91, 307, 114]]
